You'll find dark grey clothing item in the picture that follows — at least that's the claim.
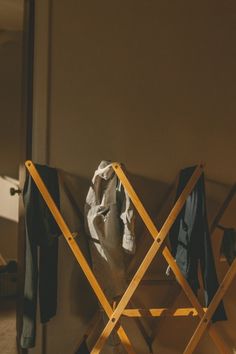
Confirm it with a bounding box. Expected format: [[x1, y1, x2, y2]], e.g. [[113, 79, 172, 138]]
[[220, 227, 236, 265], [20, 164, 60, 349], [169, 166, 227, 322], [75, 338, 90, 354]]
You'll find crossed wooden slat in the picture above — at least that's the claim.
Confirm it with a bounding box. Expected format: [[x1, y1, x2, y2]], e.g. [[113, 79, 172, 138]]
[[25, 161, 231, 354]]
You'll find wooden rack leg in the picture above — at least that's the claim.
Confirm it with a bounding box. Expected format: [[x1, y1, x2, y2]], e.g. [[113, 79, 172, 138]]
[[184, 258, 236, 354], [25, 161, 135, 354], [114, 163, 230, 354], [91, 164, 203, 353]]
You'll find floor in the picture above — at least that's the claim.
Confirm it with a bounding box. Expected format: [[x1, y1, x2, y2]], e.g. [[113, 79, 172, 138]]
[[0, 297, 17, 354]]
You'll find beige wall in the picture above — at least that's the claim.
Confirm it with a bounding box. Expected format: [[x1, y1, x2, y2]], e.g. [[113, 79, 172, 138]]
[[49, 0, 236, 184], [31, 1, 236, 353]]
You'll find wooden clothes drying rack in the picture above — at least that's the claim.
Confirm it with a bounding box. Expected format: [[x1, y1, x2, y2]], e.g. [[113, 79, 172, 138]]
[[25, 160, 236, 354]]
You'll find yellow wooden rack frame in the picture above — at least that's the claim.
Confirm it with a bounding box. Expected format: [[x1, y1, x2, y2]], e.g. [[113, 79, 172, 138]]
[[25, 160, 235, 354]]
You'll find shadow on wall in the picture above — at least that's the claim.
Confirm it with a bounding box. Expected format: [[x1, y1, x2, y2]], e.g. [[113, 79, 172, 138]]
[[57, 171, 97, 319], [70, 255, 97, 318]]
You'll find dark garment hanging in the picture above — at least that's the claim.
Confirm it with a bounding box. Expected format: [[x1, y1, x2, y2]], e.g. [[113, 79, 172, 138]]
[[220, 227, 236, 265], [169, 166, 227, 322], [20, 164, 61, 349], [75, 336, 90, 354]]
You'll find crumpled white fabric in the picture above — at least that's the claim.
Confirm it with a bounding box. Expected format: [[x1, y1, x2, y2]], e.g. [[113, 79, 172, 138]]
[[84, 160, 136, 298]]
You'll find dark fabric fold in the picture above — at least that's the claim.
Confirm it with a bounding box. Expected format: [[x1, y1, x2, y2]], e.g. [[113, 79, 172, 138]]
[[21, 164, 60, 348], [169, 166, 227, 322]]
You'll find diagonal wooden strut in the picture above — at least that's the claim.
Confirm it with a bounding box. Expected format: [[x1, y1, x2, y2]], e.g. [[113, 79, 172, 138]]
[[184, 257, 236, 353], [91, 164, 205, 353], [25, 161, 135, 354], [114, 163, 230, 354]]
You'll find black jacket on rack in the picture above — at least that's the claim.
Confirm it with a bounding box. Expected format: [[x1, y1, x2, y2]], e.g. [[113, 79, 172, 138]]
[[20, 164, 61, 348], [169, 166, 227, 322]]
